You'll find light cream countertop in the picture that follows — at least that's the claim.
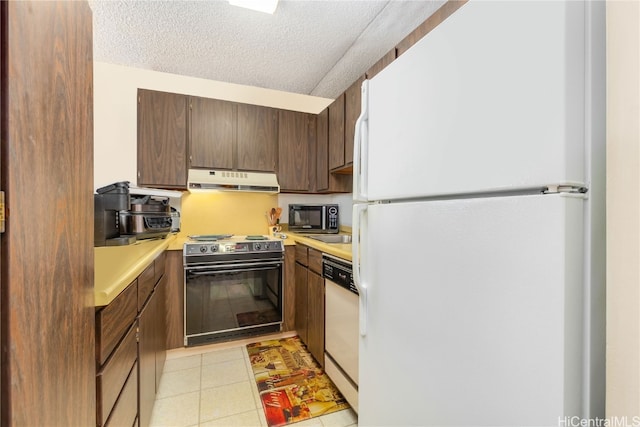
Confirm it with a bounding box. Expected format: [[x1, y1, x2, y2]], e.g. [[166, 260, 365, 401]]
[[284, 232, 352, 262], [94, 234, 177, 307]]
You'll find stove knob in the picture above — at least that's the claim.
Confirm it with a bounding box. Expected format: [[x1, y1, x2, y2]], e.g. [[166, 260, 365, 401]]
[[264, 242, 270, 250], [255, 243, 262, 250], [199, 245, 207, 253], [210, 245, 218, 252]]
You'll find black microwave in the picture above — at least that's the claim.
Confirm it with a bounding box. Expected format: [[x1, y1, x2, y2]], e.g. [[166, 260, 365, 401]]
[[288, 204, 339, 234]]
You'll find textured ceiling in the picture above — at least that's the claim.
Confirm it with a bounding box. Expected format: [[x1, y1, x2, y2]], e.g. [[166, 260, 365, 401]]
[[90, 0, 445, 99]]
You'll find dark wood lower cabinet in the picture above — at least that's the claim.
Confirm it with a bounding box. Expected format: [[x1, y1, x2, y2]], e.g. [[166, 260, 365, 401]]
[[155, 275, 168, 391], [294, 245, 325, 366], [97, 325, 138, 426], [283, 246, 296, 332], [96, 251, 167, 427], [306, 269, 325, 367], [138, 292, 157, 427], [105, 363, 138, 427], [165, 251, 185, 349], [139, 265, 167, 427], [295, 262, 309, 344]]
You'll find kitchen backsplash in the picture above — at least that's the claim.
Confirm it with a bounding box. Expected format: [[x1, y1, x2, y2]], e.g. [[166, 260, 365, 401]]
[[177, 192, 354, 237], [179, 192, 278, 236], [277, 193, 354, 227]]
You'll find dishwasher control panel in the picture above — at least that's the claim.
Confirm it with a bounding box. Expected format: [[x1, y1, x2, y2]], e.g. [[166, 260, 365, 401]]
[[322, 255, 357, 294]]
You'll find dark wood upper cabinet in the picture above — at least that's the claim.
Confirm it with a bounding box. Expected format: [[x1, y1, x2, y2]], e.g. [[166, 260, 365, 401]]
[[366, 48, 397, 79], [189, 96, 235, 170], [316, 108, 330, 191], [316, 107, 351, 193], [1, 1, 96, 425], [237, 103, 278, 172], [137, 89, 188, 188], [344, 75, 365, 166], [328, 94, 345, 171], [278, 110, 316, 192], [396, 0, 468, 57]]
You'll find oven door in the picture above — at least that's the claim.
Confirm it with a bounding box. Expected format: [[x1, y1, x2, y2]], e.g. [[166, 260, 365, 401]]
[[184, 259, 283, 346]]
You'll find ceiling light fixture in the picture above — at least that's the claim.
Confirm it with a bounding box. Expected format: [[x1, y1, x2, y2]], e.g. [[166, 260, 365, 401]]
[[228, 0, 279, 15]]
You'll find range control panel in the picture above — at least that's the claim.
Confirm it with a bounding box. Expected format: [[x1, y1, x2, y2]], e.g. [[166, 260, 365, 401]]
[[184, 240, 283, 256]]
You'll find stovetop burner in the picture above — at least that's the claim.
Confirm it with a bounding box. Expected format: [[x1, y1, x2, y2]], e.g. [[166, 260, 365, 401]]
[[183, 234, 284, 264]]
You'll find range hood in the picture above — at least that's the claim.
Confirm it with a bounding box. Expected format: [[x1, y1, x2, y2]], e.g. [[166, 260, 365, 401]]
[[187, 169, 280, 194]]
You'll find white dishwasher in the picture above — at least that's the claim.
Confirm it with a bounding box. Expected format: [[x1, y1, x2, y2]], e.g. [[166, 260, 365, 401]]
[[323, 254, 359, 413]]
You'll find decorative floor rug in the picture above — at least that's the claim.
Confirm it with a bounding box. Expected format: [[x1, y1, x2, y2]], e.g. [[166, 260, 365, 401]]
[[247, 336, 350, 427]]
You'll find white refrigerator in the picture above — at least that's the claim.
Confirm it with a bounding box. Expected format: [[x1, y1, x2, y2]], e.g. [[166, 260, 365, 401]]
[[352, 1, 605, 426]]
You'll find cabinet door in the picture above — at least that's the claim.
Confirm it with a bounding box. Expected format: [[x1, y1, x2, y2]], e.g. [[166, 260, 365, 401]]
[[328, 94, 345, 171], [316, 108, 329, 192], [190, 96, 235, 169], [165, 250, 185, 349], [395, 0, 467, 57], [307, 269, 325, 367], [137, 89, 188, 188], [278, 110, 315, 192], [344, 75, 364, 166], [237, 103, 278, 172], [316, 108, 352, 193], [367, 49, 397, 79], [154, 275, 167, 392], [295, 262, 309, 344], [138, 294, 156, 427], [283, 246, 296, 332], [2, 2, 96, 425]]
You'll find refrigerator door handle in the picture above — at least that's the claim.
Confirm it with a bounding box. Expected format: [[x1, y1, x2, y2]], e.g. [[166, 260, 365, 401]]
[[353, 203, 368, 337], [353, 80, 369, 202]]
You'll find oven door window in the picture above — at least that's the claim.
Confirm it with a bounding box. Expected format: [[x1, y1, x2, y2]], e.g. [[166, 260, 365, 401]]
[[185, 263, 282, 337]]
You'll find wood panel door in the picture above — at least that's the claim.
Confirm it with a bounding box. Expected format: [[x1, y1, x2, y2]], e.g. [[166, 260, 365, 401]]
[[1, 1, 96, 425], [395, 0, 468, 57], [344, 75, 364, 167], [307, 270, 325, 367], [316, 108, 329, 192], [328, 94, 345, 171], [294, 263, 309, 344], [190, 96, 235, 170], [278, 110, 316, 192], [283, 246, 296, 332], [165, 250, 185, 349], [366, 48, 397, 79], [137, 89, 188, 188], [138, 294, 156, 427], [154, 275, 167, 392], [236, 104, 278, 172], [316, 108, 351, 193]]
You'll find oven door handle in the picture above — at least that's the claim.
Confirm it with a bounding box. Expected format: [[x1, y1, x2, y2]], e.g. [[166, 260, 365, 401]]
[[186, 261, 283, 275]]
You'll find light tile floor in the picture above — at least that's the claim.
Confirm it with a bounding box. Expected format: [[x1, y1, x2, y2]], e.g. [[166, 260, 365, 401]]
[[150, 332, 358, 427]]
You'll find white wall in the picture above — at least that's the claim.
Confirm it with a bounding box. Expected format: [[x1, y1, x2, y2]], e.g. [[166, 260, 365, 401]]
[[606, 0, 640, 419], [93, 61, 332, 190]]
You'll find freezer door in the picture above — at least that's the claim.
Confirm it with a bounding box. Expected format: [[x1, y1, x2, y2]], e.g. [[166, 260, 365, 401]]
[[357, 194, 588, 426], [362, 1, 601, 201]]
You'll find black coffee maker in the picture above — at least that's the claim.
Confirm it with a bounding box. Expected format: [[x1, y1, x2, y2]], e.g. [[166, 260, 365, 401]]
[[94, 181, 136, 246]]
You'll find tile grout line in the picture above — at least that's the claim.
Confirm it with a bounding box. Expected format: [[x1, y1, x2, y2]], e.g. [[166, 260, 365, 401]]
[[197, 353, 203, 426], [244, 345, 267, 425]]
